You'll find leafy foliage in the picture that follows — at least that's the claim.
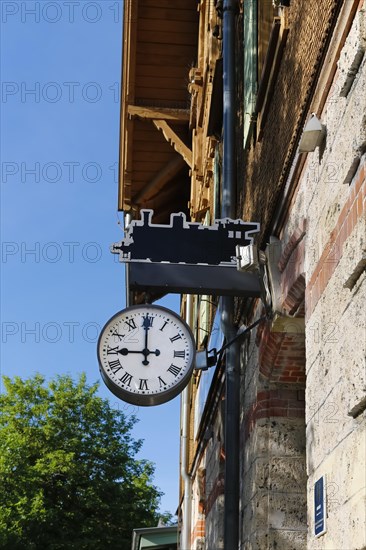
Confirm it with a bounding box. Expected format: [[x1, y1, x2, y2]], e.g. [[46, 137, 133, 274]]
[[0, 374, 163, 549]]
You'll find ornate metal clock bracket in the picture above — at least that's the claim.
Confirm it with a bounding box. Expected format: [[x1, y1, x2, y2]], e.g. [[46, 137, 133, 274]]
[[111, 209, 264, 299], [195, 315, 268, 371], [196, 238, 283, 372], [236, 236, 283, 319], [109, 210, 283, 374]]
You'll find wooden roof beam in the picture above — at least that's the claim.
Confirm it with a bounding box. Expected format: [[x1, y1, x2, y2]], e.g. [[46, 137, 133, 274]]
[[153, 119, 193, 168], [132, 156, 186, 206], [119, 0, 138, 211], [128, 105, 190, 122]]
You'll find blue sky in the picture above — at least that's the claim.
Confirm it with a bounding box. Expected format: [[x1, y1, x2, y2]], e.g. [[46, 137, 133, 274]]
[[0, 0, 180, 516]]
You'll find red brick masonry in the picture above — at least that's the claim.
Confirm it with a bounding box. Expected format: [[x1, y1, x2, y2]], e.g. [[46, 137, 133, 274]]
[[191, 518, 206, 546], [205, 473, 225, 517], [306, 161, 365, 318], [257, 321, 306, 385], [244, 389, 305, 441]]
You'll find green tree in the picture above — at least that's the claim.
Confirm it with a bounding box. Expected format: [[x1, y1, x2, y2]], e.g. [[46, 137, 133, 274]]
[[0, 373, 163, 550]]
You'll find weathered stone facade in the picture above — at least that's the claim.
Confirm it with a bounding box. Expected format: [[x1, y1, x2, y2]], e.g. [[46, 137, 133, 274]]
[[182, 1, 366, 549], [302, 8, 366, 544]]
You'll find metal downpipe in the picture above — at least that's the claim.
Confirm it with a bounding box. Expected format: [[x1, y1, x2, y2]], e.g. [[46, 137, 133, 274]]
[[180, 296, 193, 550], [124, 212, 132, 308], [221, 1, 240, 549]]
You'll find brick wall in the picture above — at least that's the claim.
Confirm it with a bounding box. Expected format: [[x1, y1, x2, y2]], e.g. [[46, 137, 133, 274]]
[[190, 518, 205, 548], [244, 388, 305, 441], [239, 0, 339, 241], [306, 160, 365, 318], [257, 323, 306, 384]]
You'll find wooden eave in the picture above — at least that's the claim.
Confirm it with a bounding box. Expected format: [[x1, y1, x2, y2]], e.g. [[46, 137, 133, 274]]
[[118, 0, 199, 223]]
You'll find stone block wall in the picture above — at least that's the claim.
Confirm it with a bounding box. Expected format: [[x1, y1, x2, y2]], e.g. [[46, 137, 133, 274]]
[[236, 3, 365, 549], [240, 317, 307, 549], [282, 7, 366, 549], [183, 3, 365, 550]]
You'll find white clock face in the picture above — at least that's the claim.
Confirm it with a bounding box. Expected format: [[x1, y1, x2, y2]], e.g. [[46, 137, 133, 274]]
[[97, 305, 196, 406]]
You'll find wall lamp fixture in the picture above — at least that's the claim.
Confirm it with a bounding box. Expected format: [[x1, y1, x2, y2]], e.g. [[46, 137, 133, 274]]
[[298, 113, 326, 153]]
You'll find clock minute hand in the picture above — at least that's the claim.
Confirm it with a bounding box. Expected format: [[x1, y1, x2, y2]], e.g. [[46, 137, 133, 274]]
[[142, 321, 150, 366], [141, 315, 154, 365]]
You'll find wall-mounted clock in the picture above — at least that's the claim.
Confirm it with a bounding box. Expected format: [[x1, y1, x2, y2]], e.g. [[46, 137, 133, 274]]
[[97, 304, 196, 406]]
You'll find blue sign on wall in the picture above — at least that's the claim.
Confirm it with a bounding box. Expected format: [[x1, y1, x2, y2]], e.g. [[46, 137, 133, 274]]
[[314, 475, 327, 537]]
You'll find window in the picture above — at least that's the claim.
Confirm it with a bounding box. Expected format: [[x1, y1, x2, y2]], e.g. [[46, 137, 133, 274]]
[[243, 0, 289, 146]]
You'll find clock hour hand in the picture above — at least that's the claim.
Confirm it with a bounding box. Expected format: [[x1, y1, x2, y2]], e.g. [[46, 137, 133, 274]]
[[118, 348, 143, 356]]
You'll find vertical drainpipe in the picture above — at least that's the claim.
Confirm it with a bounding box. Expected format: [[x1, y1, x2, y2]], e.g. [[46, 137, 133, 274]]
[[180, 295, 193, 550], [221, 1, 240, 549], [124, 212, 132, 307]]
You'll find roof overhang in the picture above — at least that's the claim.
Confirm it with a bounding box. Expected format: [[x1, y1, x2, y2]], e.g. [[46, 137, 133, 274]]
[[119, 0, 199, 224]]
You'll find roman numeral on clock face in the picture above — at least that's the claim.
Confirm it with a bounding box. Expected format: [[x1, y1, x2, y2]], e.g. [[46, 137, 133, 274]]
[[168, 364, 181, 377], [119, 372, 133, 387], [125, 318, 137, 331], [108, 360, 122, 374], [107, 345, 119, 355], [158, 376, 167, 388], [174, 350, 185, 358], [142, 315, 154, 329], [139, 379, 149, 391], [112, 331, 124, 341], [169, 334, 182, 342]]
